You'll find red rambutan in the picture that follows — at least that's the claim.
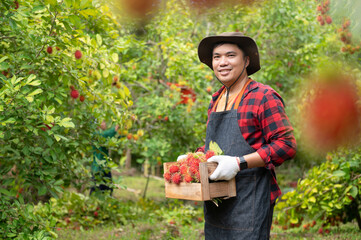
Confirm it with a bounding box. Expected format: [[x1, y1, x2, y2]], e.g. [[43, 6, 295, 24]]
[[163, 172, 172, 182], [169, 165, 180, 174], [205, 150, 215, 159], [172, 173, 182, 184]]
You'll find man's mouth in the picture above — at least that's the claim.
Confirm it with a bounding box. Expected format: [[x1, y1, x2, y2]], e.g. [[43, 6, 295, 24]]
[[218, 69, 231, 76]]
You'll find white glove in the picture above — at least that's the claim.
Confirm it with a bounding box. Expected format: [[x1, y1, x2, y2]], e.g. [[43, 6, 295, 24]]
[[177, 154, 188, 162], [207, 155, 240, 181]]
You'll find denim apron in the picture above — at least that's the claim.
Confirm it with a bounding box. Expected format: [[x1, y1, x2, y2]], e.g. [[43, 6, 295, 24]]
[[204, 83, 273, 240]]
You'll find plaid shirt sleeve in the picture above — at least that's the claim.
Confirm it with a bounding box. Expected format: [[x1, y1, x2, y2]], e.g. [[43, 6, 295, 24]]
[[254, 89, 297, 169]]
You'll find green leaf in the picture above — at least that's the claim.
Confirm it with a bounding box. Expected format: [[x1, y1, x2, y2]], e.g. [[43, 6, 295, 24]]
[[44, 0, 57, 5], [59, 118, 75, 128], [112, 53, 119, 62], [26, 74, 36, 84], [28, 80, 41, 86], [38, 186, 47, 196], [0, 56, 8, 63], [309, 196, 316, 203], [25, 96, 34, 102], [103, 69, 109, 78], [79, 9, 97, 18], [32, 5, 46, 12], [290, 217, 299, 224], [349, 186, 358, 198], [54, 134, 68, 142], [209, 141, 223, 155], [96, 34, 102, 46], [27, 88, 43, 97], [0, 188, 12, 196], [333, 170, 346, 177], [0, 62, 10, 71]]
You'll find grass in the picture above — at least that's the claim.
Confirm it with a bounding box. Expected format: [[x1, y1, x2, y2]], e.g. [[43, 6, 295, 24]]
[[56, 173, 360, 240], [113, 174, 165, 201]]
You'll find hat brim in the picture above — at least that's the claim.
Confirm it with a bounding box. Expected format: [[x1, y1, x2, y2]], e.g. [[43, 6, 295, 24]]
[[198, 35, 260, 75]]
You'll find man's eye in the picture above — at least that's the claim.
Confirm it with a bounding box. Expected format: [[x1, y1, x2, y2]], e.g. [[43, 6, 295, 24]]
[[228, 54, 235, 57], [213, 56, 220, 59]]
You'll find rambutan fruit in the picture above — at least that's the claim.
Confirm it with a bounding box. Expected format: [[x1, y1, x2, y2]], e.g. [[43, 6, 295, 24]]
[[172, 173, 182, 184], [163, 172, 171, 182], [169, 165, 180, 174]]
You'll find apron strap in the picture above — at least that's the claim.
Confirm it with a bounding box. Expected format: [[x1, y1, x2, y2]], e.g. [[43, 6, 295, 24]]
[[232, 79, 252, 110], [211, 88, 227, 112]]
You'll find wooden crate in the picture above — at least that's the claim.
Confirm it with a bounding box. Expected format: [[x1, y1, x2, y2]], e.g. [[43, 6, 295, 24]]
[[163, 162, 236, 201]]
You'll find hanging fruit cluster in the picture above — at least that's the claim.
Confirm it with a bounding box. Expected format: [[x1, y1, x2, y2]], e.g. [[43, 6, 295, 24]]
[[338, 19, 360, 54], [316, 0, 332, 26]]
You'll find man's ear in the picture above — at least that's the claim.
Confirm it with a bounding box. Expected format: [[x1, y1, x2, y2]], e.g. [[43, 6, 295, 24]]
[[245, 56, 250, 68]]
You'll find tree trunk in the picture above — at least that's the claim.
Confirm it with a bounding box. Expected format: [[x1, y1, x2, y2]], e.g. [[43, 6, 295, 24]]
[[125, 148, 131, 169]]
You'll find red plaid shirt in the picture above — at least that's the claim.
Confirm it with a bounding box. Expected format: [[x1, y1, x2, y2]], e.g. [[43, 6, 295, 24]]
[[197, 79, 297, 204]]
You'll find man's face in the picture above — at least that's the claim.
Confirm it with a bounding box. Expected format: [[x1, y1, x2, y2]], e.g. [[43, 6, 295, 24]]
[[212, 43, 248, 87]]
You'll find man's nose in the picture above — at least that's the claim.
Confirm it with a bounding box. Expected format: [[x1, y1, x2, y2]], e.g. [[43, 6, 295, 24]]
[[219, 56, 229, 66]]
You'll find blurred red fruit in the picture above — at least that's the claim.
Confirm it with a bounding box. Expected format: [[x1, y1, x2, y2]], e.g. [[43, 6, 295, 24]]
[[317, 15, 322, 22], [126, 133, 133, 140], [47, 46, 53, 54], [94, 211, 98, 217], [79, 95, 85, 102], [70, 89, 79, 99], [325, 16, 332, 24], [318, 227, 323, 234], [75, 50, 82, 59], [305, 79, 360, 151], [14, 1, 19, 9]]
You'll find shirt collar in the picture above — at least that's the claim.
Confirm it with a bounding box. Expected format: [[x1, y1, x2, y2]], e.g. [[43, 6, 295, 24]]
[[212, 78, 258, 102]]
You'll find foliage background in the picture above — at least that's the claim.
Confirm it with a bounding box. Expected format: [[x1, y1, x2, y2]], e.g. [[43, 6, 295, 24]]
[[1, 0, 360, 238]]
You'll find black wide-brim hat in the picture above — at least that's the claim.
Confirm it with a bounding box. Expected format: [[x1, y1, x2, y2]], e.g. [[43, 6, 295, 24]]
[[198, 32, 260, 75]]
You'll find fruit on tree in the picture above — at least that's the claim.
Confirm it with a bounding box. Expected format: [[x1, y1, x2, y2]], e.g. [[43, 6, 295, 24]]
[[133, 134, 139, 141], [79, 95, 85, 102], [325, 16, 332, 24], [47, 46, 53, 54], [94, 211, 98, 217], [75, 50, 82, 59], [126, 133, 133, 140], [70, 89, 79, 99]]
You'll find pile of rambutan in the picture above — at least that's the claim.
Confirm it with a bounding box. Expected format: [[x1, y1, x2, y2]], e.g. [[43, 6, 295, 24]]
[[164, 150, 215, 184]]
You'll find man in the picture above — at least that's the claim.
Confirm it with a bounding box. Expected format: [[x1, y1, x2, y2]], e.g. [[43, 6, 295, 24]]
[[180, 32, 296, 239], [90, 120, 119, 196]]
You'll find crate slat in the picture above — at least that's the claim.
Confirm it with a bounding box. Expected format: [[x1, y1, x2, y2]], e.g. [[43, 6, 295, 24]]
[[164, 162, 236, 201]]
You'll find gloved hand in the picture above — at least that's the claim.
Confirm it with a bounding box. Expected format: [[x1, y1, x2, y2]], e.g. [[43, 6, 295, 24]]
[[207, 155, 240, 181], [177, 154, 188, 162]]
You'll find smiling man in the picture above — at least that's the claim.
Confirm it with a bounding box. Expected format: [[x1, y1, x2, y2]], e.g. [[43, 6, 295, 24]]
[[187, 32, 296, 239]]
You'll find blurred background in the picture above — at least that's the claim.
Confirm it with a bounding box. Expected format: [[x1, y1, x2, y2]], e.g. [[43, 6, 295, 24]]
[[1, 0, 360, 239]]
